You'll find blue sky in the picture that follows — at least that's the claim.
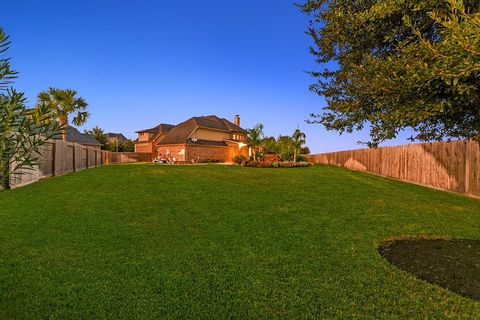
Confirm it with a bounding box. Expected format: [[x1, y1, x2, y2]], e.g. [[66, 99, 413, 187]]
[[2, 0, 410, 153]]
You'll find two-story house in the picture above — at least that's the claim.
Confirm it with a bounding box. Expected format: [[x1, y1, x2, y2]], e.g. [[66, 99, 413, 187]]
[[134, 115, 248, 163]]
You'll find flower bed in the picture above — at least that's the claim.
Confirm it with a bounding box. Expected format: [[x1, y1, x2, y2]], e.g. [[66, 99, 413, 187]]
[[244, 161, 312, 168]]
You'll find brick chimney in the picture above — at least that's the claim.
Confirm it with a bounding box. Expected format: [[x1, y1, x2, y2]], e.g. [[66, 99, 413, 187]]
[[234, 114, 240, 127]]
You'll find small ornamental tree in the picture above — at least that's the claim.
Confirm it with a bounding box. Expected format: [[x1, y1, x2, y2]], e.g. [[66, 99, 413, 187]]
[[0, 28, 61, 190], [247, 123, 264, 161], [85, 126, 108, 150], [0, 90, 62, 190], [292, 129, 307, 162], [277, 135, 294, 161], [262, 136, 278, 154]]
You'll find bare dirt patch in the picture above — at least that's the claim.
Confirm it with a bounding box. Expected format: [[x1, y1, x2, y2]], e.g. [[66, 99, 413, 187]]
[[379, 239, 480, 301]]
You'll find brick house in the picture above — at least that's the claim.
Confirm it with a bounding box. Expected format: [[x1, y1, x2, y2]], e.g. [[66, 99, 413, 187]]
[[134, 115, 249, 163]]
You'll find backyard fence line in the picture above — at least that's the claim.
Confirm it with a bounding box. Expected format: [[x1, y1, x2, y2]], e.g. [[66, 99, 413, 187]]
[[103, 152, 152, 164], [8, 140, 152, 189], [308, 140, 480, 197]]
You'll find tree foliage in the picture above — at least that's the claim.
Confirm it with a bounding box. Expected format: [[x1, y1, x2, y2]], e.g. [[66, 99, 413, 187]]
[[36, 88, 89, 141], [0, 28, 61, 190], [262, 136, 278, 154], [292, 129, 307, 162], [0, 29, 17, 90], [301, 0, 480, 146], [106, 139, 134, 152], [85, 126, 108, 149], [247, 123, 264, 161]]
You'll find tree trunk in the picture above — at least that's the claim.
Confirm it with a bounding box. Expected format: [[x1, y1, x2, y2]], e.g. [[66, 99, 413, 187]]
[[1, 159, 10, 190], [59, 115, 68, 141], [294, 149, 297, 162]]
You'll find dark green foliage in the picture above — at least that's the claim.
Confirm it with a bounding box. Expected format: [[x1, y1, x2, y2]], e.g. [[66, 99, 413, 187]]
[[260, 129, 308, 162], [262, 136, 278, 154], [36, 88, 89, 141], [85, 126, 108, 149], [301, 0, 480, 146], [244, 161, 312, 168], [233, 155, 247, 164], [300, 146, 311, 155], [0, 90, 61, 190], [0, 29, 17, 90], [247, 123, 264, 161], [276, 135, 294, 161], [0, 29, 61, 190], [0, 164, 479, 318], [106, 139, 134, 152]]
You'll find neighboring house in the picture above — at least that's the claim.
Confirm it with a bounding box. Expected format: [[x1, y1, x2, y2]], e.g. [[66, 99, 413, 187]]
[[106, 133, 128, 144], [54, 127, 101, 149], [134, 115, 249, 163], [134, 123, 175, 154]]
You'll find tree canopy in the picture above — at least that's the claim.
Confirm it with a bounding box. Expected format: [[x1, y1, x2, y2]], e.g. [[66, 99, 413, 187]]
[[247, 123, 264, 161], [301, 0, 480, 146], [37, 88, 89, 141]]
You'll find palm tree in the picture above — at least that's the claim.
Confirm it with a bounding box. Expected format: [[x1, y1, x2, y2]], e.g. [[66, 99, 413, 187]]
[[277, 135, 294, 161], [292, 129, 306, 162], [36, 88, 89, 141], [262, 136, 278, 154], [247, 123, 264, 161]]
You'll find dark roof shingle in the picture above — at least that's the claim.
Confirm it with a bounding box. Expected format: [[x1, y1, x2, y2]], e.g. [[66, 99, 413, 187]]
[[136, 123, 175, 134], [106, 133, 128, 141], [158, 115, 246, 145], [53, 127, 100, 145]]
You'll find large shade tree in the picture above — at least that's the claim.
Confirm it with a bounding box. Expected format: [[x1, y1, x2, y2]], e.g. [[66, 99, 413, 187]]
[[37, 88, 89, 141], [300, 0, 480, 147]]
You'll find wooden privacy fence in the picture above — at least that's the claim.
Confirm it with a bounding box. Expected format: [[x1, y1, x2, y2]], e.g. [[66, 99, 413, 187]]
[[102, 152, 152, 164], [309, 140, 480, 197], [9, 140, 152, 188]]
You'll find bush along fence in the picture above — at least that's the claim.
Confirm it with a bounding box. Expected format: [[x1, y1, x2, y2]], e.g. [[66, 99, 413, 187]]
[[8, 140, 152, 189], [308, 140, 480, 197]]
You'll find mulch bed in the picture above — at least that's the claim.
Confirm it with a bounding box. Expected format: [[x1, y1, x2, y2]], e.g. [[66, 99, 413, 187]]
[[379, 239, 480, 301]]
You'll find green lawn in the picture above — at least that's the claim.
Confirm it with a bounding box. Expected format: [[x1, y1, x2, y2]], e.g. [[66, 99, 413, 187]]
[[1, 164, 479, 319]]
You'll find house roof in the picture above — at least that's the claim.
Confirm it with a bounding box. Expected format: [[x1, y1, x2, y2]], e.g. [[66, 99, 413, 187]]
[[135, 123, 175, 134], [53, 127, 101, 146], [159, 115, 246, 145], [106, 133, 128, 141], [186, 139, 227, 147]]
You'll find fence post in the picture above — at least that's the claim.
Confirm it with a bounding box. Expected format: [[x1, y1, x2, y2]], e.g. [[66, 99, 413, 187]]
[[52, 140, 56, 176], [72, 142, 76, 172]]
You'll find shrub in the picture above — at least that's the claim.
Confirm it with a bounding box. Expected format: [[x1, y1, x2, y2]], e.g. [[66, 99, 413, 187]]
[[244, 161, 312, 168], [296, 155, 307, 162], [233, 155, 247, 165]]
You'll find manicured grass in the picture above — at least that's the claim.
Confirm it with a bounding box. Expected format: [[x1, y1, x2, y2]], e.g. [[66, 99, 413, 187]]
[[0, 164, 479, 319]]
